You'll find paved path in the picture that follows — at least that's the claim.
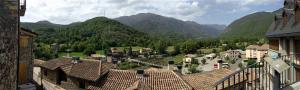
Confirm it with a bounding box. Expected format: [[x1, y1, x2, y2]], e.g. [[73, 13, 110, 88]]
[[196, 57, 219, 72], [128, 59, 164, 68]]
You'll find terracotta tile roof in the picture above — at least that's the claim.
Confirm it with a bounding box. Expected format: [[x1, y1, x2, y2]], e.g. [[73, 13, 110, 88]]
[[40, 58, 73, 70], [88, 70, 193, 90], [258, 44, 269, 51], [246, 45, 260, 49], [62, 60, 115, 81], [33, 59, 45, 66], [40, 58, 115, 81], [182, 69, 233, 90]]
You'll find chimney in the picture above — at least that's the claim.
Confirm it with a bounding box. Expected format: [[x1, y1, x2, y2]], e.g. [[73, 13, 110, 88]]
[[66, 49, 72, 57], [176, 65, 183, 73], [217, 60, 224, 69], [112, 59, 118, 69], [136, 69, 144, 78], [168, 60, 175, 70], [72, 56, 80, 64], [98, 61, 102, 75]]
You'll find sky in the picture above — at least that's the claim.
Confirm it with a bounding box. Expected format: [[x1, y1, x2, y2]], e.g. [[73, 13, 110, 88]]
[[20, 0, 283, 25]]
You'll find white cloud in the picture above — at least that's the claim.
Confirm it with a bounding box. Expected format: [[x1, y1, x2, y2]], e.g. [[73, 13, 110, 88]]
[[21, 0, 208, 24], [216, 0, 279, 6], [20, 0, 282, 25]]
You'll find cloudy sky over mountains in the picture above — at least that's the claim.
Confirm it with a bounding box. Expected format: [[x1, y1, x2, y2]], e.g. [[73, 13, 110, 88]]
[[21, 0, 282, 25]]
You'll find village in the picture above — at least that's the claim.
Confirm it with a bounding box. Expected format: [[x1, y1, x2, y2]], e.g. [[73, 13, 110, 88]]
[[2, 0, 300, 90]]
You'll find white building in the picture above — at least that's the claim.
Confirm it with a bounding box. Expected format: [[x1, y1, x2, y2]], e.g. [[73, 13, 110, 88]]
[[246, 44, 269, 62]]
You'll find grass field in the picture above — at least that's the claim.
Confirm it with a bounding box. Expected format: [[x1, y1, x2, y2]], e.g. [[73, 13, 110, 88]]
[[198, 48, 223, 54], [166, 46, 175, 53], [163, 54, 184, 65], [58, 46, 143, 59], [113, 46, 143, 51], [58, 50, 104, 59]]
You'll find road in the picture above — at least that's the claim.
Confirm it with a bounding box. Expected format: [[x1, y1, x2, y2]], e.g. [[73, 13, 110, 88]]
[[196, 57, 219, 72]]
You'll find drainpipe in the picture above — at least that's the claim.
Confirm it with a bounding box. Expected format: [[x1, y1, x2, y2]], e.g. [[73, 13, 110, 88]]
[[16, 0, 21, 89], [273, 71, 281, 90]]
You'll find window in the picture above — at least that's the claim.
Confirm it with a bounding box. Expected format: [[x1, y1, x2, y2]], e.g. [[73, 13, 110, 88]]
[[295, 5, 300, 22], [79, 81, 85, 89], [44, 70, 48, 76]]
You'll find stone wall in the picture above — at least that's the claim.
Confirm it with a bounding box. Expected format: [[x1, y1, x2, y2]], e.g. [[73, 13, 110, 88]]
[[41, 69, 58, 84], [0, 1, 18, 90], [60, 77, 81, 90]]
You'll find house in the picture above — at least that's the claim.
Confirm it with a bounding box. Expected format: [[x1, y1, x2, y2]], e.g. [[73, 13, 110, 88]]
[[90, 54, 106, 60], [224, 50, 243, 59], [109, 47, 125, 59], [183, 54, 197, 64], [39, 58, 115, 90], [245, 44, 269, 62], [19, 28, 37, 84], [265, 0, 300, 82], [182, 69, 247, 90], [88, 69, 193, 90], [38, 57, 242, 90], [139, 48, 153, 54]]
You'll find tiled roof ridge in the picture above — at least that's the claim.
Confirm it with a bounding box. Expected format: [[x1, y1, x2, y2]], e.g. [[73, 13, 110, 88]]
[[171, 71, 193, 90], [98, 60, 102, 75], [125, 80, 140, 90]]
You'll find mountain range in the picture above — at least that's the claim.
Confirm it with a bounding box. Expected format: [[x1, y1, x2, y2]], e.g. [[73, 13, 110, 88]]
[[21, 11, 278, 40], [22, 13, 225, 39], [115, 13, 225, 39], [220, 12, 275, 39]]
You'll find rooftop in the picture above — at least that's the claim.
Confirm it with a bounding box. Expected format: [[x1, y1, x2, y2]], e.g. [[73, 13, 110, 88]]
[[40, 58, 115, 81], [88, 69, 193, 90]]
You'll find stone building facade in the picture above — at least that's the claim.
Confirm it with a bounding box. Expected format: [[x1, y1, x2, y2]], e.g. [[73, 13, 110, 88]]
[[0, 1, 18, 90]]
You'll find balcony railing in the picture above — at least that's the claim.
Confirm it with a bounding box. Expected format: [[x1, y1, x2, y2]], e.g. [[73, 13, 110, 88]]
[[5, 0, 26, 16], [281, 54, 300, 66], [214, 54, 300, 90]]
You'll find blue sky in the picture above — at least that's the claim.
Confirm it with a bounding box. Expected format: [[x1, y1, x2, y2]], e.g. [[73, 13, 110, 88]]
[[21, 0, 283, 25]]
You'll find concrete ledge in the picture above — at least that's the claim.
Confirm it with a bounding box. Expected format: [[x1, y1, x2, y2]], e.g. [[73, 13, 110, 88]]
[[283, 82, 300, 90]]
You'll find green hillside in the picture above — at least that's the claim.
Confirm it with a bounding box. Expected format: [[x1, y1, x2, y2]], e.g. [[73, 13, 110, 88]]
[[115, 13, 225, 39], [34, 17, 151, 51], [21, 21, 64, 30], [220, 12, 275, 39]]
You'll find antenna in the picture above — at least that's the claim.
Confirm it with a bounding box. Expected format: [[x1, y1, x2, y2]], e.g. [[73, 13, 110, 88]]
[[103, 9, 106, 17]]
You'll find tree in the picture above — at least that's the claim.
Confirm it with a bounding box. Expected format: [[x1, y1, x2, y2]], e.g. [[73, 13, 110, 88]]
[[201, 59, 206, 65], [127, 46, 133, 57], [181, 40, 198, 54], [188, 64, 200, 73], [212, 49, 217, 53], [154, 40, 167, 54], [191, 58, 199, 65], [83, 45, 96, 56], [34, 43, 56, 60]]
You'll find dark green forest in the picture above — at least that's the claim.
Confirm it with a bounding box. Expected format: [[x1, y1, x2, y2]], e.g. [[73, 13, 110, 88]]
[[23, 16, 267, 60]]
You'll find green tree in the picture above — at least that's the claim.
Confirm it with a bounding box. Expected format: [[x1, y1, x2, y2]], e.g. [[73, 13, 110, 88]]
[[171, 44, 181, 56], [83, 44, 96, 56], [154, 40, 167, 54], [201, 59, 206, 65], [181, 40, 198, 54], [34, 43, 56, 60]]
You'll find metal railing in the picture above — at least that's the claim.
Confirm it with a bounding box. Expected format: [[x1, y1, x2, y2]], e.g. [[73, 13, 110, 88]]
[[281, 54, 300, 66], [214, 54, 300, 90]]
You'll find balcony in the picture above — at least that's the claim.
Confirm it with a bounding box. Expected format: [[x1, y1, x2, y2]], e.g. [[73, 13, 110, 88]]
[[214, 51, 300, 90], [281, 54, 300, 67], [5, 0, 26, 16]]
